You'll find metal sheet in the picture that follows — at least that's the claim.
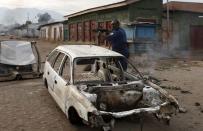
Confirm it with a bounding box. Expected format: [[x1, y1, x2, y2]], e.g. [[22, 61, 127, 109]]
[[0, 41, 36, 65], [106, 21, 112, 46], [98, 22, 106, 45], [90, 20, 97, 42], [69, 24, 77, 41], [69, 24, 74, 41], [84, 21, 91, 42], [106, 21, 112, 31], [77, 22, 83, 41]]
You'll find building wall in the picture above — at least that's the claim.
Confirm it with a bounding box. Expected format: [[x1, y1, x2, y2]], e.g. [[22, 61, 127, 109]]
[[65, 0, 163, 52], [40, 26, 49, 40], [40, 23, 64, 41], [66, 6, 128, 45], [129, 0, 163, 24], [68, 7, 128, 24], [164, 11, 203, 50], [51, 24, 64, 41]]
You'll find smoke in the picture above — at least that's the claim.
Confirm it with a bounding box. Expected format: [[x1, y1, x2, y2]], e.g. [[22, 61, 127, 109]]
[[130, 39, 191, 77], [37, 12, 52, 24]]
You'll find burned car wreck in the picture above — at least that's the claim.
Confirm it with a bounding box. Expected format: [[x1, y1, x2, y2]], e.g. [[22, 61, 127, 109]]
[[43, 45, 180, 131], [0, 41, 41, 81]]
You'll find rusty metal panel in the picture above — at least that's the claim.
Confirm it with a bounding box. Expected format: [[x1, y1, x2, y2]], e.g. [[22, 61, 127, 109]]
[[90, 20, 97, 42], [98, 22, 106, 45], [106, 21, 112, 31], [84, 21, 91, 42], [98, 22, 106, 30], [190, 26, 203, 50], [106, 21, 112, 46], [74, 24, 78, 41], [77, 22, 83, 41], [69, 23, 77, 41], [69, 24, 74, 41], [69, 24, 73, 41]]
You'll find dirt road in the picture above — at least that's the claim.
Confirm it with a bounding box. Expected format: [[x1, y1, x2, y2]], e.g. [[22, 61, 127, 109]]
[[0, 37, 203, 131]]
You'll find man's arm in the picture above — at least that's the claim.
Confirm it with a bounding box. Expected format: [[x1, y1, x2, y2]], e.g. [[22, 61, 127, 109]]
[[106, 32, 115, 49], [106, 31, 118, 41]]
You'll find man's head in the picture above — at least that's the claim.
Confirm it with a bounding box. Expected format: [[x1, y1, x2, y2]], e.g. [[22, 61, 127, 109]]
[[111, 19, 120, 30]]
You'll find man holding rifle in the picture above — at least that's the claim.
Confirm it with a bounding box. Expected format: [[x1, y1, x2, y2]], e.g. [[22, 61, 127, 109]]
[[106, 19, 129, 71]]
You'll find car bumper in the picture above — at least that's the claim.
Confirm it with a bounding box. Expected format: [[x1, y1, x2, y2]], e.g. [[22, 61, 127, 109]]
[[99, 102, 168, 118], [89, 102, 176, 129]]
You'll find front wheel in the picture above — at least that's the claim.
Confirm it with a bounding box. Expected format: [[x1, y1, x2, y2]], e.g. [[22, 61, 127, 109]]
[[68, 107, 82, 125], [44, 79, 48, 89]]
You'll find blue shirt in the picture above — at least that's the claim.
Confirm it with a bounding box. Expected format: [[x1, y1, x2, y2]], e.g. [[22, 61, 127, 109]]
[[107, 28, 129, 58]]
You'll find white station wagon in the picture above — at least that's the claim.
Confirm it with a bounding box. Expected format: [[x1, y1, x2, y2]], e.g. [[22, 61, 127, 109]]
[[43, 45, 180, 131]]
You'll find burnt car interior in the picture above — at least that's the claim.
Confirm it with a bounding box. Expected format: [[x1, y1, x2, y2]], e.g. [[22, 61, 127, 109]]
[[74, 57, 140, 84]]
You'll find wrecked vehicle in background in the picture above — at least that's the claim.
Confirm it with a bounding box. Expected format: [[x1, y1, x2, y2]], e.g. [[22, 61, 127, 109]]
[[0, 41, 41, 81], [43, 45, 180, 131]]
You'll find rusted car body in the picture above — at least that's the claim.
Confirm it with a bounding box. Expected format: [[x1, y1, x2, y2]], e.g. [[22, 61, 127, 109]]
[[43, 45, 180, 131], [0, 41, 41, 81]]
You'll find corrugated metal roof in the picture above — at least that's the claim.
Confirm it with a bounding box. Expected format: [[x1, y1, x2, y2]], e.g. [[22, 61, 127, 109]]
[[163, 1, 203, 13], [64, 0, 140, 19], [56, 45, 123, 59]]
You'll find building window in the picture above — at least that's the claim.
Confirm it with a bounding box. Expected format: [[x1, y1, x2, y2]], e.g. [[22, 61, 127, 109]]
[[136, 25, 155, 39]]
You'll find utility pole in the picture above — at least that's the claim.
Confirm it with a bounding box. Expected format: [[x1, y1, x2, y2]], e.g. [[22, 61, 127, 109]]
[[166, 0, 170, 50]]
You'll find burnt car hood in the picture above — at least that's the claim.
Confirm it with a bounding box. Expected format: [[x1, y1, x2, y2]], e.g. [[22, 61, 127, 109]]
[[79, 80, 179, 114]]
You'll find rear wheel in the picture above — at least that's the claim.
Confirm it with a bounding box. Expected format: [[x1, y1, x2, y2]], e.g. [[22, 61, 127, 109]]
[[16, 74, 22, 80]]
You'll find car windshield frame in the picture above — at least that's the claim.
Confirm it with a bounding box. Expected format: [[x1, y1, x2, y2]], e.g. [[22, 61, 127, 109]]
[[72, 56, 143, 84]]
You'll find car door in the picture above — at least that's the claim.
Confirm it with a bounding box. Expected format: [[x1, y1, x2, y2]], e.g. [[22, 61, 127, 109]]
[[45, 50, 59, 90], [48, 52, 66, 108], [54, 55, 72, 112]]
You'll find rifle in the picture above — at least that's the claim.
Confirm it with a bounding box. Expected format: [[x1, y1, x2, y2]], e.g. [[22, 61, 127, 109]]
[[92, 28, 110, 33]]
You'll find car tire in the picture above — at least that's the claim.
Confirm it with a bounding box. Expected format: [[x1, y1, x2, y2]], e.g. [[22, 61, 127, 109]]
[[16, 74, 22, 80], [68, 107, 82, 125]]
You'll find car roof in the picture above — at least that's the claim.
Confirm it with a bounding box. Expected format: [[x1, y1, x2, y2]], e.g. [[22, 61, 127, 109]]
[[56, 45, 123, 59]]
